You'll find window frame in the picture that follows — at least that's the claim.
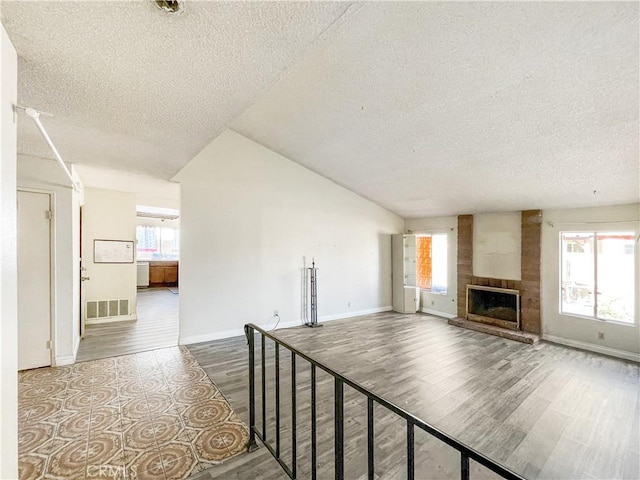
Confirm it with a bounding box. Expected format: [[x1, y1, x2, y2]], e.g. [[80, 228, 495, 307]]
[[559, 229, 637, 326]]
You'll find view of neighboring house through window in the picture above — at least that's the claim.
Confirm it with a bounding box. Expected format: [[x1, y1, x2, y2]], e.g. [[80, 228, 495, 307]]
[[136, 206, 180, 260], [416, 234, 447, 294], [560, 232, 635, 324]]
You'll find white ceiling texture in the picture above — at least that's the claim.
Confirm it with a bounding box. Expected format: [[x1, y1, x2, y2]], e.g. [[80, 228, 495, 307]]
[[2, 1, 638, 218]]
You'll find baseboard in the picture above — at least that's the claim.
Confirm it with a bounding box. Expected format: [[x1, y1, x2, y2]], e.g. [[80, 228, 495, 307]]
[[54, 354, 76, 366], [542, 334, 640, 363], [85, 314, 137, 326], [180, 328, 246, 345], [420, 308, 456, 319], [180, 306, 393, 345], [318, 306, 392, 322]]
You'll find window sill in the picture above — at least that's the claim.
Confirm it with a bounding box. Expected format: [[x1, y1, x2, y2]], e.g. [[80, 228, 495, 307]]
[[419, 289, 448, 296]]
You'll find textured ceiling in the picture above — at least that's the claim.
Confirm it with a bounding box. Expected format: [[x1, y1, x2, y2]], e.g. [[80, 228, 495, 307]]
[[2, 0, 352, 178], [232, 2, 639, 217], [3, 1, 639, 218]]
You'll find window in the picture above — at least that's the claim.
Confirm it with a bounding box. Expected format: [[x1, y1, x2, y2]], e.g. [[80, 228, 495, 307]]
[[136, 225, 180, 260], [417, 234, 447, 294], [560, 232, 635, 324]]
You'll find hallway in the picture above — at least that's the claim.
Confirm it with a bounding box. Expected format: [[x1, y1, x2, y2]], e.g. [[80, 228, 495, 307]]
[[76, 288, 179, 362]]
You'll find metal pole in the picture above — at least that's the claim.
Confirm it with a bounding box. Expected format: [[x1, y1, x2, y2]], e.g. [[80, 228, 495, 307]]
[[311, 364, 317, 480], [335, 378, 344, 480], [368, 397, 374, 480], [275, 343, 280, 458], [245, 326, 258, 451], [306, 260, 322, 328], [23, 108, 79, 192], [311, 261, 317, 325], [291, 352, 297, 478]]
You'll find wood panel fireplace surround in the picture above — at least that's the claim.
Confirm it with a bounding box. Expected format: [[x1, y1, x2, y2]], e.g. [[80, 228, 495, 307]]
[[449, 211, 541, 344]]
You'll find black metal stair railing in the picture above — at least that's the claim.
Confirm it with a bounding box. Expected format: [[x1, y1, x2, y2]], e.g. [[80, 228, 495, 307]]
[[244, 323, 526, 480]]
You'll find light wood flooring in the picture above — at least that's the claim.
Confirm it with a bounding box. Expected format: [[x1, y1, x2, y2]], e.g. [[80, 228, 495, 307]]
[[76, 288, 179, 362], [188, 312, 639, 480]]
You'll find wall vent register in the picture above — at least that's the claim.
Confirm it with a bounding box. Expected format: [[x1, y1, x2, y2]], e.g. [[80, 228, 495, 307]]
[[86, 299, 129, 320]]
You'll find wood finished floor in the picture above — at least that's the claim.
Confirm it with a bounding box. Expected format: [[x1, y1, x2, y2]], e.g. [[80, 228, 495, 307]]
[[76, 288, 179, 362], [188, 312, 639, 480]]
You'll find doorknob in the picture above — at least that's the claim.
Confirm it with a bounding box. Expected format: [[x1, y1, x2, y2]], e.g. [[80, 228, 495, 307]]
[[81, 276, 91, 281]]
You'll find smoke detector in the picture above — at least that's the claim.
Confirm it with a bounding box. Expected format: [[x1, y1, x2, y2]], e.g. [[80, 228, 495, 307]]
[[154, 0, 184, 15]]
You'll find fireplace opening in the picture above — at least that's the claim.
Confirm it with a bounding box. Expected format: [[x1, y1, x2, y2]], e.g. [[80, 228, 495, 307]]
[[466, 285, 520, 330]]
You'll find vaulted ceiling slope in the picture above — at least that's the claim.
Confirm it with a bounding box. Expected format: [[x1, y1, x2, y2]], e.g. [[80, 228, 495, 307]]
[[3, 2, 638, 218], [232, 2, 639, 217]]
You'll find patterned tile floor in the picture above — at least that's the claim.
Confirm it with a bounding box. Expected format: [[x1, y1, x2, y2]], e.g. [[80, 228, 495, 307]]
[[18, 346, 248, 480]]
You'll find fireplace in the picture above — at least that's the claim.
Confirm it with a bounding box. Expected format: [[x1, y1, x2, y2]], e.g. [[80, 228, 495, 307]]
[[466, 285, 520, 331]]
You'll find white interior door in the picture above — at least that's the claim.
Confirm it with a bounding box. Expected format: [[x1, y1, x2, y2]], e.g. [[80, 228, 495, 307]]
[[18, 190, 52, 370]]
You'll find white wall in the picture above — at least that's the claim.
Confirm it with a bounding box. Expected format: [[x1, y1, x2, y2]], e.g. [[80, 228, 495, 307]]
[[0, 20, 18, 479], [174, 130, 403, 343], [473, 212, 521, 280], [17, 155, 84, 365], [542, 204, 640, 361], [82, 188, 137, 319], [405, 216, 458, 317], [74, 164, 180, 210]]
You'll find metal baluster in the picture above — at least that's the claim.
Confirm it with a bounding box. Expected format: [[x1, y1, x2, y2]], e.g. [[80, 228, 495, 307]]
[[407, 420, 414, 480], [246, 326, 257, 451], [335, 378, 344, 480], [461, 453, 470, 480], [261, 334, 266, 441], [311, 364, 317, 480], [291, 352, 297, 478], [368, 397, 374, 480], [243, 324, 527, 480], [275, 343, 280, 458]]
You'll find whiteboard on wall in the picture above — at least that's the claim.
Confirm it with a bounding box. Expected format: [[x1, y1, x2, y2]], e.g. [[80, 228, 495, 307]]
[[94, 239, 135, 264]]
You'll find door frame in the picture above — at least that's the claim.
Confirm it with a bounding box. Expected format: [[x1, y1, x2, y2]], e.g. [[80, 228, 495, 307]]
[[17, 187, 56, 366], [79, 204, 85, 339]]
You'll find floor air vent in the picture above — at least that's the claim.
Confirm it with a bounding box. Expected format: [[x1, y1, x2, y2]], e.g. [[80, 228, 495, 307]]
[[86, 299, 129, 319]]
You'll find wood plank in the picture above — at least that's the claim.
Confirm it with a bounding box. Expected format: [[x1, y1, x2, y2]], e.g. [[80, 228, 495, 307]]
[[187, 312, 639, 480], [76, 287, 178, 362]]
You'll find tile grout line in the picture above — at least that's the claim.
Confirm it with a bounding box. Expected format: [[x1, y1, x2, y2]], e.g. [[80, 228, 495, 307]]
[[18, 346, 250, 480]]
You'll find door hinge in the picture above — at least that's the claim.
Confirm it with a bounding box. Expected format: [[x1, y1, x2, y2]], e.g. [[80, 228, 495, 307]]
[[45, 211, 52, 220], [46, 340, 52, 349]]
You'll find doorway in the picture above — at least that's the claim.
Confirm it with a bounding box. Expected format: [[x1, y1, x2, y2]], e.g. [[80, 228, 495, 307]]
[[17, 190, 53, 370]]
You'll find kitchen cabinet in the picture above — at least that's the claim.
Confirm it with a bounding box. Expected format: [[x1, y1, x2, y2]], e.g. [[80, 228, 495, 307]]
[[149, 261, 178, 286]]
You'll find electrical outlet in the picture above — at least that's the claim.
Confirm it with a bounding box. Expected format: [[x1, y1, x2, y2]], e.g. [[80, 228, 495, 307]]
[[597, 332, 605, 340], [274, 310, 279, 316]]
